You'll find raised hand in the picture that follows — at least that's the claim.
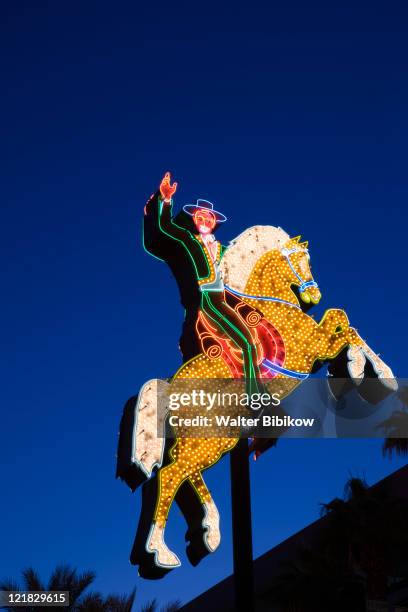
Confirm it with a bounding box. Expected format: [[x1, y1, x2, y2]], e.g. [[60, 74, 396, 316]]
[[160, 172, 178, 201]]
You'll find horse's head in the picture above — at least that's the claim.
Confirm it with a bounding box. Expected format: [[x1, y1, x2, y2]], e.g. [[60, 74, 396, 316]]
[[221, 226, 321, 306], [281, 236, 321, 305]]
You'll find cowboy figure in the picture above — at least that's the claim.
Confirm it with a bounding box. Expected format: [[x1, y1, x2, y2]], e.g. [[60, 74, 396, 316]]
[[143, 172, 262, 395]]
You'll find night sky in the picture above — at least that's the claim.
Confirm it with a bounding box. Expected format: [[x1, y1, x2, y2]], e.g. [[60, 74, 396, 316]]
[[1, 1, 407, 608]]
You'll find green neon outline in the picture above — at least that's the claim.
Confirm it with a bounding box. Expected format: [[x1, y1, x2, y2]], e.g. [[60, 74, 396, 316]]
[[144, 196, 261, 391], [143, 196, 227, 279], [201, 291, 260, 387], [157, 198, 212, 282]]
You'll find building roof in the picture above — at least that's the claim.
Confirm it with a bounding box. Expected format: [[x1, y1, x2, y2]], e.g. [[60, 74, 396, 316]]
[[180, 464, 408, 611]]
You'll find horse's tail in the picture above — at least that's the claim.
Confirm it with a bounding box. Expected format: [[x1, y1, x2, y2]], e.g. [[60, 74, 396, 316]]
[[116, 379, 170, 492]]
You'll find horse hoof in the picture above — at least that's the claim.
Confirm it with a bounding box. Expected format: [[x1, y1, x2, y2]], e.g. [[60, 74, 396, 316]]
[[134, 551, 176, 580], [379, 376, 398, 392], [205, 528, 221, 552], [145, 524, 181, 569], [130, 533, 180, 578], [202, 501, 221, 552], [347, 346, 366, 380]]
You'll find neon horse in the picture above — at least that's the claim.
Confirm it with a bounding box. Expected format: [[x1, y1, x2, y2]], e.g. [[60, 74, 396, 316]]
[[117, 225, 396, 577]]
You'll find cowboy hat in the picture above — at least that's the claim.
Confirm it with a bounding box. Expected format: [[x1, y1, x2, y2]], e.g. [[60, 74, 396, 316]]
[[182, 199, 227, 222]]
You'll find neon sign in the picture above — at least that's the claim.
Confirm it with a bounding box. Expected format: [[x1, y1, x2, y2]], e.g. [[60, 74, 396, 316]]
[[117, 173, 397, 578]]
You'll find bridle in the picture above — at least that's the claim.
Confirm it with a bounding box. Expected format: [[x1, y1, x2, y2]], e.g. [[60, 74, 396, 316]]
[[223, 246, 318, 381], [224, 247, 318, 307], [281, 247, 319, 294]]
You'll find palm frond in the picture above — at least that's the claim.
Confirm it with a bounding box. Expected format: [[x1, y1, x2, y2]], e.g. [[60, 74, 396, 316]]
[[377, 408, 408, 458], [141, 599, 157, 612], [160, 600, 181, 612], [68, 571, 96, 604], [45, 564, 95, 605], [22, 568, 44, 592], [104, 588, 136, 612], [383, 437, 408, 458], [75, 591, 105, 611], [0, 578, 20, 592], [47, 565, 76, 591], [344, 477, 368, 501]]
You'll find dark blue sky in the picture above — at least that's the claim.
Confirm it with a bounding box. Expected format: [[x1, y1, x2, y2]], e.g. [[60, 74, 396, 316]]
[[1, 1, 407, 607]]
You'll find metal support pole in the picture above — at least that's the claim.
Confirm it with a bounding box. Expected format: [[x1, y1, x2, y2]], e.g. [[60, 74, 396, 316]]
[[230, 438, 255, 612]]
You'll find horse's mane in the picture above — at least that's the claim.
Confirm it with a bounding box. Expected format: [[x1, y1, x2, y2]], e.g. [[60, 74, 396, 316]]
[[221, 225, 290, 293]]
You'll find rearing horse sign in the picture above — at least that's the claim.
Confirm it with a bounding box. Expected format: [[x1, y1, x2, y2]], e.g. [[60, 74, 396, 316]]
[[117, 173, 397, 579]]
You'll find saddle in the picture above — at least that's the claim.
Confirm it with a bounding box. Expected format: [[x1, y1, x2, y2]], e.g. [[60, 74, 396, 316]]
[[196, 290, 286, 378]]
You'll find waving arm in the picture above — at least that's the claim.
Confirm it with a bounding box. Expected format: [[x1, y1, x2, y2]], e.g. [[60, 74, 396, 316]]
[[156, 172, 190, 241], [143, 172, 190, 259]]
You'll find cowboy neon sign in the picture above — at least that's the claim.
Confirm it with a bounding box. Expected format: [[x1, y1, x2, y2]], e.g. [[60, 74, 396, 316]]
[[117, 173, 397, 578]]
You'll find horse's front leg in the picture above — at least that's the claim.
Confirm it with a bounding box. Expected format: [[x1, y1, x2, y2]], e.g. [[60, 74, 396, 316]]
[[345, 326, 397, 392], [314, 308, 397, 395]]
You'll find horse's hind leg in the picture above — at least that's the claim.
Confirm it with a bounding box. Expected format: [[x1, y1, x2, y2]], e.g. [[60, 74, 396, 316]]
[[145, 438, 200, 568], [147, 437, 235, 568], [129, 474, 174, 578], [145, 460, 186, 568]]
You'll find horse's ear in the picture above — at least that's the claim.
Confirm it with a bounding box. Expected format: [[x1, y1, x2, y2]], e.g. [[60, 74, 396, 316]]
[[300, 240, 309, 248], [291, 235, 301, 243]]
